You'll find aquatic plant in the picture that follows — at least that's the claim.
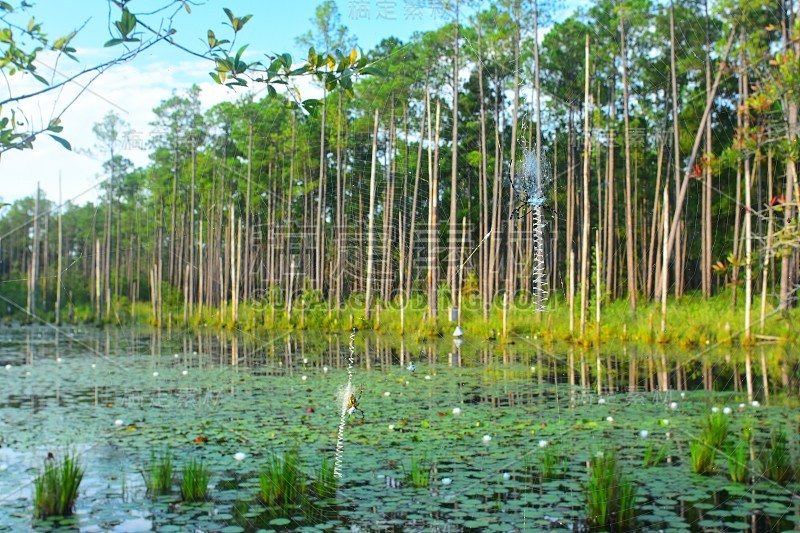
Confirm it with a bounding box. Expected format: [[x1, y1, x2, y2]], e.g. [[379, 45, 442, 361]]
[[760, 428, 794, 484], [690, 440, 717, 475], [726, 438, 749, 483], [33, 452, 84, 518], [180, 458, 210, 501], [642, 441, 670, 468], [259, 449, 304, 508], [142, 448, 173, 496], [313, 457, 337, 500], [539, 444, 567, 480], [585, 449, 637, 531], [406, 454, 433, 488], [703, 411, 729, 448]]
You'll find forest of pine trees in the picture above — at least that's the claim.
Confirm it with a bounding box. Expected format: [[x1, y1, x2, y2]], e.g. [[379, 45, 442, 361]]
[[1, 0, 798, 340]]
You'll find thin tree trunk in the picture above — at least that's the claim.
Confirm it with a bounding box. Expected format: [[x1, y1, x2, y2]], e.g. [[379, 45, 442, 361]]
[[448, 0, 459, 308], [55, 176, 62, 325], [580, 35, 591, 337], [365, 109, 380, 320], [669, 1, 682, 299], [621, 16, 636, 313]]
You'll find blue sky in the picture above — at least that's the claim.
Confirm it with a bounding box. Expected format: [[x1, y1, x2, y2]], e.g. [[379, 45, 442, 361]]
[[1, 0, 587, 205], [0, 1, 455, 205]]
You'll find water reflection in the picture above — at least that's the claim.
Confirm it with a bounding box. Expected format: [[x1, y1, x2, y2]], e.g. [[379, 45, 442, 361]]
[[1, 327, 798, 405]]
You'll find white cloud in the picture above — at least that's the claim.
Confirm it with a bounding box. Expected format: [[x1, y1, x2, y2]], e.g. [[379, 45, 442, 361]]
[[0, 48, 243, 206]]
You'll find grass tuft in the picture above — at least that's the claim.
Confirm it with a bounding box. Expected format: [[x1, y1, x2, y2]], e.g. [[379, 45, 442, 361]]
[[406, 454, 433, 488], [585, 449, 637, 531], [690, 440, 717, 475], [142, 448, 173, 496], [259, 449, 304, 508], [703, 411, 729, 448], [642, 441, 670, 468], [726, 437, 749, 483], [180, 457, 210, 501], [312, 457, 337, 500], [760, 428, 794, 484], [33, 452, 84, 518], [539, 444, 567, 480]]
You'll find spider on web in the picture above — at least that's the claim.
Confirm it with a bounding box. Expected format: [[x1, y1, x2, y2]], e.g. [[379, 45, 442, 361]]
[[510, 148, 552, 219]]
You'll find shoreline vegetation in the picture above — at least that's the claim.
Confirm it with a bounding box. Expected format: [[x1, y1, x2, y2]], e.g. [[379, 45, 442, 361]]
[[5, 288, 796, 348], [1, 1, 798, 363]]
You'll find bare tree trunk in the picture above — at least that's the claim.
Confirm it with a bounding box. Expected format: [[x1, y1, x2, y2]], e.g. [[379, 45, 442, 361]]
[[669, 1, 682, 299], [779, 0, 798, 309], [55, 177, 62, 325], [28, 183, 40, 317], [621, 16, 637, 313], [365, 109, 380, 320], [406, 93, 425, 301], [316, 93, 327, 293], [448, 0, 459, 308], [505, 2, 522, 299], [742, 34, 753, 342], [580, 35, 591, 337], [703, 0, 714, 299]]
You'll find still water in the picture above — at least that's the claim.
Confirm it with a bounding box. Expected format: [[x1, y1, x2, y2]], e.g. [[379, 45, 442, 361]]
[[0, 326, 798, 531]]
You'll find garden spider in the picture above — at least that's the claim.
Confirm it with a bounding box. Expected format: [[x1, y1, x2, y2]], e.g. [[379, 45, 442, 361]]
[[347, 387, 365, 419]]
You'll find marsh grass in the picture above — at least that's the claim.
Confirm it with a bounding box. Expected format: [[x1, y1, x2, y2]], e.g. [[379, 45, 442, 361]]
[[312, 457, 337, 500], [760, 428, 794, 484], [406, 454, 433, 488], [33, 453, 84, 518], [180, 458, 210, 501], [259, 449, 304, 508], [585, 450, 637, 531], [690, 440, 717, 475], [142, 448, 173, 496], [539, 444, 567, 480], [726, 438, 749, 483], [642, 441, 670, 468], [703, 412, 729, 448]]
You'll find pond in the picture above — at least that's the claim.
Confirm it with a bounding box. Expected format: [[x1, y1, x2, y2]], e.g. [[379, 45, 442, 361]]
[[0, 326, 798, 532]]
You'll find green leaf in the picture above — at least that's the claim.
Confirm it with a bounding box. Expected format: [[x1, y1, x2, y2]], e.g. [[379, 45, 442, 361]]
[[223, 8, 235, 24], [207, 30, 217, 49], [281, 53, 292, 69], [361, 66, 384, 77], [104, 38, 124, 47], [48, 134, 71, 151]]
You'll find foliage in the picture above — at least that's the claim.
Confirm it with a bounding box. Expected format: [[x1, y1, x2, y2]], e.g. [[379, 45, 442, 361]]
[[726, 438, 749, 483], [259, 449, 304, 508], [180, 458, 210, 501], [702, 411, 729, 448], [642, 441, 670, 468], [312, 457, 337, 499], [690, 440, 717, 475], [585, 449, 637, 531], [33, 452, 84, 518], [142, 448, 173, 496], [406, 454, 433, 488], [760, 428, 794, 484]]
